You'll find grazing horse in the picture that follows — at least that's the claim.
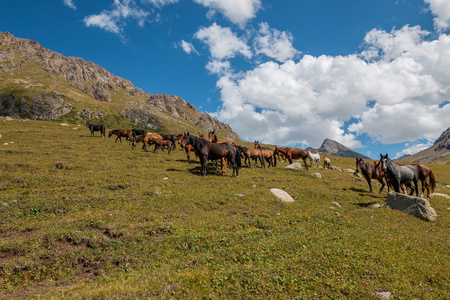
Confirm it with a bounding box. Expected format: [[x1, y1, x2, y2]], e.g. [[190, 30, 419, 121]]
[[131, 133, 163, 151], [181, 133, 239, 177], [254, 142, 276, 167], [397, 163, 436, 198], [238, 146, 265, 168], [323, 157, 331, 169], [152, 139, 173, 154], [355, 158, 386, 194], [108, 129, 133, 144], [86, 121, 105, 138], [131, 129, 147, 141], [160, 134, 177, 150], [380, 154, 419, 196], [307, 151, 321, 168], [273, 146, 309, 170]]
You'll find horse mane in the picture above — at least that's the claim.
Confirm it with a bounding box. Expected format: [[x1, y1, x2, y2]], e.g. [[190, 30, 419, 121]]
[[135, 134, 145, 143]]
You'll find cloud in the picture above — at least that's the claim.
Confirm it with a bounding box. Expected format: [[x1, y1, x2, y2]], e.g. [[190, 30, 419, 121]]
[[63, 0, 76, 10], [253, 22, 300, 62], [211, 25, 450, 149], [424, 0, 450, 31], [143, 0, 178, 8], [206, 59, 231, 75], [395, 140, 434, 159], [193, 0, 261, 26], [194, 23, 252, 60], [179, 40, 198, 55], [83, 0, 149, 35]]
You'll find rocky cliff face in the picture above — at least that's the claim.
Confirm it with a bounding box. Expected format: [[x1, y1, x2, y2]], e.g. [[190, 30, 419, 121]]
[[318, 138, 370, 159], [0, 32, 241, 140]]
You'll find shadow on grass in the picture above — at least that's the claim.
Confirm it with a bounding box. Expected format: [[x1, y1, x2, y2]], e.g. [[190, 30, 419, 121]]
[[351, 201, 377, 208]]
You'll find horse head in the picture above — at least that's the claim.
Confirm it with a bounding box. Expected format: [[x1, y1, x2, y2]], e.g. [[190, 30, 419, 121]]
[[355, 158, 363, 172], [380, 153, 390, 172]]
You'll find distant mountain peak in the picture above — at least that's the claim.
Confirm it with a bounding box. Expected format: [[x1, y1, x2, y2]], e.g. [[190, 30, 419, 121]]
[[318, 138, 370, 159]]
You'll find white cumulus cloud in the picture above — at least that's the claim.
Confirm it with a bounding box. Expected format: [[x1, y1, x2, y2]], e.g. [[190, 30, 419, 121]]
[[83, 0, 149, 35], [425, 0, 450, 31], [253, 22, 300, 62], [211, 25, 450, 149], [194, 0, 261, 26], [194, 23, 252, 60]]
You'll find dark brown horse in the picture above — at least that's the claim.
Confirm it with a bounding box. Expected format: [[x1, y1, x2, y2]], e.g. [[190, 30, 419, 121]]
[[181, 133, 240, 177], [86, 121, 105, 138], [108, 129, 133, 144], [273, 146, 309, 170], [355, 158, 386, 194]]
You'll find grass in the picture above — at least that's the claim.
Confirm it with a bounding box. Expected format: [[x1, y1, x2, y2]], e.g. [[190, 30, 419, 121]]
[[0, 117, 449, 299]]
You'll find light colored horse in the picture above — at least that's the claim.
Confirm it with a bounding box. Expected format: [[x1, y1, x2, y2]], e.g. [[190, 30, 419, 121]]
[[307, 151, 321, 168], [323, 157, 331, 169]]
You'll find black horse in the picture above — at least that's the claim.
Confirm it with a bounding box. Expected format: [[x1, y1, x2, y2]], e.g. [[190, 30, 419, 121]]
[[131, 129, 147, 141], [380, 154, 419, 196], [86, 121, 105, 138], [180, 133, 240, 177], [160, 134, 177, 150]]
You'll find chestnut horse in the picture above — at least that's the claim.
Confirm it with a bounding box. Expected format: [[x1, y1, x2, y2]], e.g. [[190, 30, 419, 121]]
[[238, 146, 265, 168], [273, 146, 309, 170], [153, 139, 173, 153], [181, 133, 240, 177], [108, 129, 133, 144], [355, 158, 386, 194], [254, 142, 276, 167], [131, 133, 163, 151]]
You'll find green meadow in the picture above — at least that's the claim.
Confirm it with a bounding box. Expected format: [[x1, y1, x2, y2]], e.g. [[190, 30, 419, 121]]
[[0, 117, 449, 299]]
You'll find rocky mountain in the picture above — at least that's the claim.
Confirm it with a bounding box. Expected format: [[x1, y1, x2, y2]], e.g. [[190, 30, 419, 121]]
[[0, 32, 240, 140], [403, 127, 450, 164], [318, 138, 370, 159]]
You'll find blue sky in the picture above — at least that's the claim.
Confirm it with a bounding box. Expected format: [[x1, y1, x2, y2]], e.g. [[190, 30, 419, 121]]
[[1, 0, 449, 159]]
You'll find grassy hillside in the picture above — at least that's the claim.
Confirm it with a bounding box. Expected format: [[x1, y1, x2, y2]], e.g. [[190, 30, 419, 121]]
[[0, 117, 449, 299]]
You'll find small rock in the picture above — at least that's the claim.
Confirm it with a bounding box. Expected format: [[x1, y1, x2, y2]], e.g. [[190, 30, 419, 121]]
[[332, 202, 341, 207], [372, 204, 381, 208], [312, 173, 322, 179], [270, 188, 295, 203], [285, 163, 302, 170]]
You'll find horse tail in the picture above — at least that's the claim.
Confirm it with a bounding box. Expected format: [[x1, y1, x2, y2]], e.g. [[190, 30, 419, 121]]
[[429, 169, 436, 194], [234, 146, 242, 169]]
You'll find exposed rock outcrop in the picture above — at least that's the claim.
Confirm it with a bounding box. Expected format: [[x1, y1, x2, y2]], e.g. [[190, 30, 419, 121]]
[[386, 192, 436, 222]]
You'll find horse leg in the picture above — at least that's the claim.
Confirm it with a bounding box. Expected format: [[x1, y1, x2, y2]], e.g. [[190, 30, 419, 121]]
[[377, 178, 385, 193], [365, 176, 373, 193], [303, 158, 309, 171]]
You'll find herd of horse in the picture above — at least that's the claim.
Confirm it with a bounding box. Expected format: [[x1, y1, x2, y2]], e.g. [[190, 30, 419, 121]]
[[87, 122, 436, 198]]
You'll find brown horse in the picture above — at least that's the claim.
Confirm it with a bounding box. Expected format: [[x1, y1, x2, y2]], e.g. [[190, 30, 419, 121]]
[[238, 146, 265, 168], [355, 158, 386, 194], [273, 146, 309, 170], [153, 139, 173, 153], [254, 141, 276, 167], [181, 133, 240, 177], [397, 163, 436, 198], [131, 133, 163, 151], [108, 129, 133, 144]]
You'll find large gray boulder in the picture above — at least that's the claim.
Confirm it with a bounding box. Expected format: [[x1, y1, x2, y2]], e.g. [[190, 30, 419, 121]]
[[386, 192, 437, 221]]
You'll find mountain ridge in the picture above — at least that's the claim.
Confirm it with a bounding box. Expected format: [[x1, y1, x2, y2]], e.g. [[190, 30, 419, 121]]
[[0, 31, 241, 140]]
